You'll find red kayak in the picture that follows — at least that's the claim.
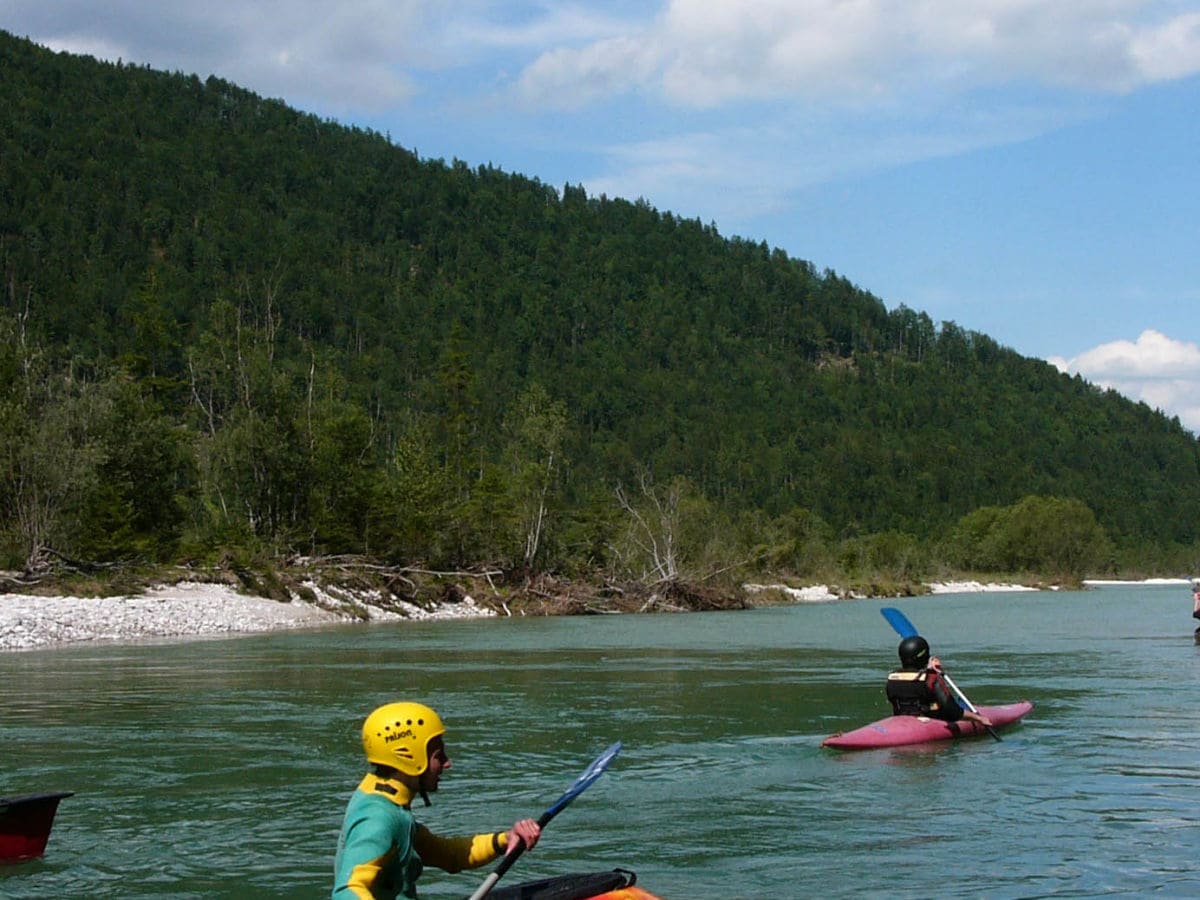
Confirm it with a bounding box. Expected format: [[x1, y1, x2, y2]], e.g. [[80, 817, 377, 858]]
[[488, 869, 666, 900], [821, 701, 1033, 750], [0, 791, 73, 863]]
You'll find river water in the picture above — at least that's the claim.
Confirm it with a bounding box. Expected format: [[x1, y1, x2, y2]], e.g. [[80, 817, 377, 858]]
[[3, 583, 1198, 899]]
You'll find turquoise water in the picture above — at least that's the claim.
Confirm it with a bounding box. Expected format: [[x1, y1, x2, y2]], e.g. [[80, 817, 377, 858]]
[[3, 584, 1199, 898]]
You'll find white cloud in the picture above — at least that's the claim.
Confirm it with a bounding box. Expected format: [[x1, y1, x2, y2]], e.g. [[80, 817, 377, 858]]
[[10, 2, 1200, 118], [455, 4, 640, 51], [515, 35, 661, 110], [1049, 330, 1200, 433], [1130, 11, 1200, 80], [514, 1, 1200, 110], [580, 93, 1090, 225], [6, 0, 428, 114]]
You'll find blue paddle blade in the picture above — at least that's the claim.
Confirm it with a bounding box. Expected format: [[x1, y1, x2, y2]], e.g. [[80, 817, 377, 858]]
[[471, 741, 623, 900], [881, 607, 918, 638], [543, 741, 621, 820]]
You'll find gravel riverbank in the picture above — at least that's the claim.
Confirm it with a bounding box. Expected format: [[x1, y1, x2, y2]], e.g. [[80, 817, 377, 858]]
[[6, 576, 1154, 653], [0, 580, 495, 652]]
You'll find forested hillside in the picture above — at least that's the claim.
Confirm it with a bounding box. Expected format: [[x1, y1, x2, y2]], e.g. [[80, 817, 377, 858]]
[[2, 30, 1198, 586]]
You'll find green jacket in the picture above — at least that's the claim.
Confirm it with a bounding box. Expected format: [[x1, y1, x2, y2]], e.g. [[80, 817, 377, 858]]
[[332, 773, 507, 899]]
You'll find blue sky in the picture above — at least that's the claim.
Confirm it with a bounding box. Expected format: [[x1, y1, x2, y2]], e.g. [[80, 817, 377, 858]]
[[4, 1, 1199, 431]]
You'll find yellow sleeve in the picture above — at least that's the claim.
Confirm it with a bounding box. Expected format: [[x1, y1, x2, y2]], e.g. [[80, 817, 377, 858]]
[[412, 824, 506, 873]]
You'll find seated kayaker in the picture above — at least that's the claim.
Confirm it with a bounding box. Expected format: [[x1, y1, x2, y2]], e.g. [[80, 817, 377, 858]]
[[885, 635, 993, 728], [332, 701, 541, 900]]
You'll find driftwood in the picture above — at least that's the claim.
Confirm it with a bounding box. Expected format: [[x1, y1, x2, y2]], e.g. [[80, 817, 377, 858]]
[[21, 547, 121, 579], [493, 574, 750, 616]]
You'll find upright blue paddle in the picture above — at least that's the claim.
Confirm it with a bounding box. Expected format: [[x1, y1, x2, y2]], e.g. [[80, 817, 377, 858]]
[[467, 741, 622, 900], [880, 606, 918, 639], [880, 607, 1001, 742]]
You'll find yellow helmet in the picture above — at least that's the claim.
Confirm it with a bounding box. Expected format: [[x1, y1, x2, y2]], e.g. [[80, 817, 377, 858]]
[[362, 702, 446, 776]]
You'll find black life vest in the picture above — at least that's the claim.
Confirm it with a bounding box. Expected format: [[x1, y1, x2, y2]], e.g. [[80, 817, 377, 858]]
[[885, 669, 942, 716]]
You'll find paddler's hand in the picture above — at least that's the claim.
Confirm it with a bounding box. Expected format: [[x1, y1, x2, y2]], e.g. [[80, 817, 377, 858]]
[[966, 711, 993, 727], [927, 656, 943, 672], [505, 818, 541, 854]]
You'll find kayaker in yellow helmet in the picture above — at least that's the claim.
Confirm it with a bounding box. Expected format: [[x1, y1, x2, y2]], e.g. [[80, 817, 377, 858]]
[[332, 701, 541, 899], [885, 636, 993, 728]]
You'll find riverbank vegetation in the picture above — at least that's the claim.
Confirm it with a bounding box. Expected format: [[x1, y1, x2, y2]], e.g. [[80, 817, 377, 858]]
[[2, 31, 1198, 604]]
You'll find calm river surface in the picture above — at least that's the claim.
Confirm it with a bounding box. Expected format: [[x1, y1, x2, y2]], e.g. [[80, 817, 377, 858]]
[[3, 583, 1199, 899]]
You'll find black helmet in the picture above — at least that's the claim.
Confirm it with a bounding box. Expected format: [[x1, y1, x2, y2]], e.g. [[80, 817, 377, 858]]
[[898, 635, 931, 669]]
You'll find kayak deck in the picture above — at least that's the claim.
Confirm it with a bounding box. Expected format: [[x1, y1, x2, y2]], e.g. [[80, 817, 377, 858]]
[[487, 869, 666, 900], [822, 701, 1034, 750]]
